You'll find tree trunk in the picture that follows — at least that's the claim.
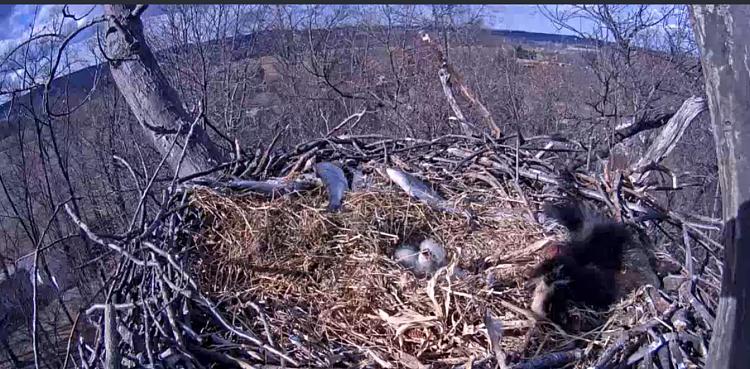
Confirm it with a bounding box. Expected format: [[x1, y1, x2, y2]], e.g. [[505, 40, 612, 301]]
[[691, 5, 750, 369], [103, 4, 227, 177]]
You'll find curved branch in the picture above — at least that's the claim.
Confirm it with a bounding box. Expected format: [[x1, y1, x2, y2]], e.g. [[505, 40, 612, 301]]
[[43, 15, 107, 118]]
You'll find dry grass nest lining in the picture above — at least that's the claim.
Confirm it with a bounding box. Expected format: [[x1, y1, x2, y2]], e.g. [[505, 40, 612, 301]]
[[188, 174, 653, 367]]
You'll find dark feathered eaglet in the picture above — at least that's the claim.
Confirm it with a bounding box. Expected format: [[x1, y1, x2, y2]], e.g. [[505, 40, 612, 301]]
[[529, 200, 632, 326]]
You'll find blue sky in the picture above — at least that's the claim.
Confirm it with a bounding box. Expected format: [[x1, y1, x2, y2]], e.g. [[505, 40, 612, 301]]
[[0, 5, 568, 41], [486, 5, 576, 34], [0, 5, 95, 40]]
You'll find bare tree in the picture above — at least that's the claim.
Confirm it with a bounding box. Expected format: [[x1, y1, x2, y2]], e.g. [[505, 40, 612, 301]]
[[691, 5, 750, 369], [102, 4, 228, 177], [539, 5, 692, 150]]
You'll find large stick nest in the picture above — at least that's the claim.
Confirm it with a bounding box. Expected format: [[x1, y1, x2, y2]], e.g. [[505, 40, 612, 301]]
[[190, 172, 545, 367], [71, 134, 720, 369]]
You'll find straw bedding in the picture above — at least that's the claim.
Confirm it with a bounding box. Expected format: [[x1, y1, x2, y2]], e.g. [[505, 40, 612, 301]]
[[187, 168, 658, 368]]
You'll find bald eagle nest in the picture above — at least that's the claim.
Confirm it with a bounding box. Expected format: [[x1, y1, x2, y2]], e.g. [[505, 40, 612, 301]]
[[75, 135, 718, 369], [185, 148, 707, 368]]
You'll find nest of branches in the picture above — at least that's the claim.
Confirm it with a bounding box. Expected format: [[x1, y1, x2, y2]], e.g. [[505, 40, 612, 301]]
[[189, 171, 545, 367], [69, 128, 720, 369]]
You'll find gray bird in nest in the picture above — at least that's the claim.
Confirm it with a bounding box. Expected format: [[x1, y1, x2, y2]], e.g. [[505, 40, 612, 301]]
[[394, 238, 447, 277]]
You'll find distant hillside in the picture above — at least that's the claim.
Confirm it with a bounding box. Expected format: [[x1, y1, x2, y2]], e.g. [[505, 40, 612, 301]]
[[488, 29, 596, 47], [0, 27, 595, 139], [0, 64, 107, 141]]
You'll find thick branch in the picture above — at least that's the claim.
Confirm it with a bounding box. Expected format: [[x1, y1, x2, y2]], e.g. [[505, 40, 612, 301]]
[[103, 4, 227, 177], [692, 5, 750, 369], [573, 97, 707, 169], [631, 96, 707, 172], [421, 32, 502, 137]]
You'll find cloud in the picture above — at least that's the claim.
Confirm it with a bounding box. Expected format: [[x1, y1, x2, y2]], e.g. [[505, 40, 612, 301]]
[[0, 5, 102, 41], [487, 5, 578, 35], [1, 5, 36, 39], [0, 6, 101, 94], [0, 5, 17, 32]]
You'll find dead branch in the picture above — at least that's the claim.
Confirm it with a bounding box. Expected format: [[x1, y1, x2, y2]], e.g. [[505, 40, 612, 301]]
[[104, 304, 121, 369], [631, 96, 708, 178], [325, 107, 369, 137], [421, 32, 502, 137]]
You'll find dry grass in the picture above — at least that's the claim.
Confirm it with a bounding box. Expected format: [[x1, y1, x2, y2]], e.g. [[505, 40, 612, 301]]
[[188, 173, 656, 367]]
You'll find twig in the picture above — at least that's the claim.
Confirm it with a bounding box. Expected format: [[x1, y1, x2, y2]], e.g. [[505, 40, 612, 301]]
[[325, 107, 369, 137], [32, 199, 72, 369], [252, 124, 289, 177], [65, 204, 157, 267], [627, 333, 676, 366], [62, 311, 81, 369], [484, 311, 508, 369], [104, 304, 121, 369]]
